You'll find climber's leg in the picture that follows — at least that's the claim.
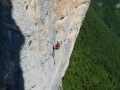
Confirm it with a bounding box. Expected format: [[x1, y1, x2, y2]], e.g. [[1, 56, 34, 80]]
[[53, 46, 55, 53]]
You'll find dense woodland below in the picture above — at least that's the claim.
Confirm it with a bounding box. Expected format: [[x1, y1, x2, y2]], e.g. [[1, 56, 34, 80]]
[[63, 0, 120, 90]]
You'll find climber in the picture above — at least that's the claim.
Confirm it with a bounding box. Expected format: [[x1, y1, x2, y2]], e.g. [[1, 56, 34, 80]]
[[55, 39, 60, 49], [52, 39, 61, 54], [52, 39, 61, 65]]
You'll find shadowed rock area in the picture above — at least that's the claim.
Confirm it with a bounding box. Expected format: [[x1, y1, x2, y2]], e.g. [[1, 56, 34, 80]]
[[0, 0, 25, 90]]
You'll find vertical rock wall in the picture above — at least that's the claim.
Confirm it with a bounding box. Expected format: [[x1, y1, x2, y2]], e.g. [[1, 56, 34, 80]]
[[0, 0, 90, 90]]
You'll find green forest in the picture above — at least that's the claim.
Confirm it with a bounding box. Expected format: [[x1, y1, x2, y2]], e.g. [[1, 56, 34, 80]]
[[62, 0, 120, 90]]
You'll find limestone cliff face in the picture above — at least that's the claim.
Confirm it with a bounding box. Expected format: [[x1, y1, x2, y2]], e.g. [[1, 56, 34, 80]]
[[0, 0, 90, 90]]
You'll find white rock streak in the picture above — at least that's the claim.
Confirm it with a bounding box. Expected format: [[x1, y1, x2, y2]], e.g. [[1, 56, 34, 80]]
[[11, 0, 90, 90]]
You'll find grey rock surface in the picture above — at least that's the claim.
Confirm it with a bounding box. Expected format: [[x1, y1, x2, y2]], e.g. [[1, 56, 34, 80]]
[[0, 0, 90, 90]]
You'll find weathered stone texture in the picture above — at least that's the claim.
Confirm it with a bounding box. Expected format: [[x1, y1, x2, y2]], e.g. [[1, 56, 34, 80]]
[[0, 0, 90, 90]]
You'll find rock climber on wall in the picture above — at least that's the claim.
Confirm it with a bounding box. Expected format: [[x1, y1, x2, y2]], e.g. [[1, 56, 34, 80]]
[[53, 39, 60, 53], [52, 39, 61, 64], [55, 39, 60, 49]]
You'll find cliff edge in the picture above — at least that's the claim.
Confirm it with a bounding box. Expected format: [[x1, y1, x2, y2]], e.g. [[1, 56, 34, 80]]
[[0, 0, 90, 90]]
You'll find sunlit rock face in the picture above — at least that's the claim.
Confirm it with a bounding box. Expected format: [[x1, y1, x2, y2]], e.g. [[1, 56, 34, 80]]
[[0, 0, 90, 90]]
